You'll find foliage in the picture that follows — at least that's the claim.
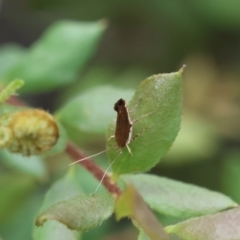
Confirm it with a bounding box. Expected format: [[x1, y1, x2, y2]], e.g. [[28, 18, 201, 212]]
[[0, 19, 239, 240]]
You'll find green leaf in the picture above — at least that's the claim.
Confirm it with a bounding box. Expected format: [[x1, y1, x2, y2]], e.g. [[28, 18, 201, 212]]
[[3, 20, 106, 93], [115, 185, 170, 240], [192, 1, 240, 28], [57, 65, 149, 104], [1, 192, 44, 240], [0, 150, 47, 180], [164, 114, 218, 165], [73, 164, 108, 194], [0, 103, 22, 115], [0, 174, 35, 225], [36, 168, 84, 212], [36, 193, 114, 231], [0, 79, 24, 104], [0, 44, 25, 78], [165, 207, 240, 240], [222, 151, 240, 204], [56, 86, 134, 145], [122, 173, 237, 219], [34, 221, 80, 240], [107, 68, 184, 175], [33, 169, 83, 239]]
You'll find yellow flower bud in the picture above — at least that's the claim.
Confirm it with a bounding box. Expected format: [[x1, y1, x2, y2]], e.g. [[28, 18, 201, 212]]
[[6, 109, 59, 156], [0, 125, 13, 148]]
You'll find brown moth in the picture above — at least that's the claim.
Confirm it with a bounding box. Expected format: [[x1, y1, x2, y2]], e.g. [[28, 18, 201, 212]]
[[67, 98, 147, 193], [68, 98, 135, 168], [112, 98, 133, 154]]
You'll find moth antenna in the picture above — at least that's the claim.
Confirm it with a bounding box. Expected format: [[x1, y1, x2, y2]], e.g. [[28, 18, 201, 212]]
[[93, 151, 122, 194], [132, 110, 155, 124], [66, 149, 108, 168], [126, 144, 132, 155]]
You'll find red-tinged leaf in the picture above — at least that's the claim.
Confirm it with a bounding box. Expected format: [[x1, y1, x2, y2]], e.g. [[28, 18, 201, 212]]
[[115, 185, 170, 240], [166, 207, 240, 240]]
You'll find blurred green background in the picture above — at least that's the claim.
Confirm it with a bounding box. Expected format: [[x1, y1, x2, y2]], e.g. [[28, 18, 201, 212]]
[[1, 0, 240, 239]]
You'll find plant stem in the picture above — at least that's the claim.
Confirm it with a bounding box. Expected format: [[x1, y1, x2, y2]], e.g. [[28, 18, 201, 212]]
[[6, 95, 121, 197], [66, 142, 121, 197]]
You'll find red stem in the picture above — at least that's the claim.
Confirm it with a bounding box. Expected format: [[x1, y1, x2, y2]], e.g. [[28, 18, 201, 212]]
[[65, 142, 121, 197], [7, 95, 121, 197]]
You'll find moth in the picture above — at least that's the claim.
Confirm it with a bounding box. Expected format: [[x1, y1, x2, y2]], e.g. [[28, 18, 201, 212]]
[[68, 98, 151, 192], [68, 98, 136, 167], [111, 98, 134, 154]]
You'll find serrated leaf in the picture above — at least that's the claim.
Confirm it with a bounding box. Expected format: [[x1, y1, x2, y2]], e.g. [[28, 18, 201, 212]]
[[0, 150, 47, 180], [36, 193, 114, 231], [165, 207, 240, 240], [107, 69, 184, 175], [57, 86, 134, 144], [3, 20, 106, 93], [115, 185, 170, 240], [122, 174, 237, 219]]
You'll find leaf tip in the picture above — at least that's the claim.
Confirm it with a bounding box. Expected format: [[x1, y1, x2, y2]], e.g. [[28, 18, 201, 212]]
[[179, 64, 187, 74], [35, 214, 47, 227], [99, 18, 109, 29], [14, 78, 25, 87]]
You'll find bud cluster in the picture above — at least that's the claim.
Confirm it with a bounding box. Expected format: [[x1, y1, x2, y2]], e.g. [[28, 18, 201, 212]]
[[0, 109, 59, 156]]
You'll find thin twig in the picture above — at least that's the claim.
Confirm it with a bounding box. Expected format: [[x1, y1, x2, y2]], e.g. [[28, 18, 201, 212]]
[[6, 95, 121, 197], [65, 142, 121, 197]]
